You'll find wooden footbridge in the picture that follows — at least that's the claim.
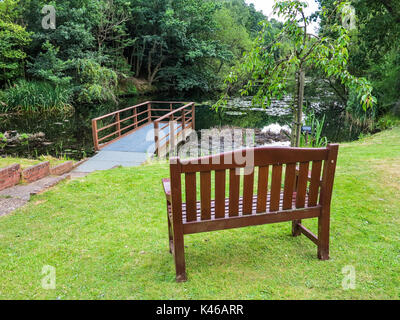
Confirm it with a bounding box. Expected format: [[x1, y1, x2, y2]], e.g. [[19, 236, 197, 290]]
[[74, 101, 195, 173]]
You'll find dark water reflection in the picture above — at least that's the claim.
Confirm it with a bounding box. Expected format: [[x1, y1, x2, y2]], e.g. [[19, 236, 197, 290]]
[[0, 97, 146, 160]]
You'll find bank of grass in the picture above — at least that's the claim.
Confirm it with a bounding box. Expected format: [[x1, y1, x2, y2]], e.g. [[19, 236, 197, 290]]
[[0, 127, 399, 299], [0, 155, 72, 170]]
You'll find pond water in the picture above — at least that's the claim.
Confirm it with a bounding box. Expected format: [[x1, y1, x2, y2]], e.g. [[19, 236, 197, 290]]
[[0, 95, 359, 160]]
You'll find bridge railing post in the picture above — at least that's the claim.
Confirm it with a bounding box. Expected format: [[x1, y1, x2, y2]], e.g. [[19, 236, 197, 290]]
[[192, 103, 195, 130], [147, 103, 152, 123], [92, 119, 99, 151], [154, 121, 160, 158], [116, 113, 121, 137], [182, 108, 186, 141], [133, 107, 138, 129], [170, 103, 174, 121], [169, 120, 177, 157]]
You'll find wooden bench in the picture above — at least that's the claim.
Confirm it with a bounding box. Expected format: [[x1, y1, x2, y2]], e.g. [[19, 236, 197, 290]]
[[162, 144, 339, 282]]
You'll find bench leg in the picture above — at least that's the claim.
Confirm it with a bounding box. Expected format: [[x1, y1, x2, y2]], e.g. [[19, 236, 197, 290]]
[[167, 202, 173, 254], [317, 211, 330, 260], [173, 230, 187, 282], [292, 220, 302, 237]]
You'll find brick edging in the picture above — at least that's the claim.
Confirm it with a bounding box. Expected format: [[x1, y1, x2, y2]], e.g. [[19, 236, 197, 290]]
[[0, 164, 21, 191], [50, 161, 74, 176], [21, 161, 50, 183], [1, 159, 79, 191]]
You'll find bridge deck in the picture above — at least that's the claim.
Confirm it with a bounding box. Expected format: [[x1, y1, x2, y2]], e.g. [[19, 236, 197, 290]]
[[74, 122, 181, 173]]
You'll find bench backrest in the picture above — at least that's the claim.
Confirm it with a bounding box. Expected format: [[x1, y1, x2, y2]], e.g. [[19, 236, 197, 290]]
[[169, 144, 339, 222]]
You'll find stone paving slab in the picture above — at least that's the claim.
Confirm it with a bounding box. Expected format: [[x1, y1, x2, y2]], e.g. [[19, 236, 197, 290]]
[[0, 174, 71, 217], [0, 174, 70, 201], [0, 197, 28, 216]]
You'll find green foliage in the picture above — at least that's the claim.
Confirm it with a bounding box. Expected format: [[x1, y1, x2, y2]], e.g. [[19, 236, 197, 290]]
[[128, 0, 264, 93], [317, 0, 400, 123], [0, 80, 73, 113], [300, 109, 328, 148], [0, 0, 268, 113], [0, 1, 31, 84], [21, 0, 101, 61], [75, 59, 118, 104], [27, 41, 72, 86], [345, 87, 376, 132], [0, 132, 7, 149], [220, 0, 375, 110], [376, 114, 400, 131]]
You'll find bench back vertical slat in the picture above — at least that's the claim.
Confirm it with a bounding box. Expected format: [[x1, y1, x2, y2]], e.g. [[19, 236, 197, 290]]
[[215, 170, 226, 219], [185, 173, 197, 222], [242, 168, 255, 215], [256, 166, 269, 213], [200, 171, 211, 220], [283, 163, 296, 210], [229, 168, 240, 217], [296, 162, 310, 208], [270, 164, 283, 212], [319, 144, 339, 207], [170, 159, 183, 228], [308, 160, 323, 207]]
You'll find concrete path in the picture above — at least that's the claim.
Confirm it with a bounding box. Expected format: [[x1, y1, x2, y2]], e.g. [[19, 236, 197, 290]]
[[0, 174, 70, 216], [73, 122, 180, 173]]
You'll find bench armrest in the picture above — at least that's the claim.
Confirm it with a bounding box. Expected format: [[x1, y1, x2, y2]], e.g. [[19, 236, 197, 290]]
[[162, 178, 171, 203]]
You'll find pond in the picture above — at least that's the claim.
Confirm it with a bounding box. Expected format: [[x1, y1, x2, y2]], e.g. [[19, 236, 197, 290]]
[[0, 95, 359, 160]]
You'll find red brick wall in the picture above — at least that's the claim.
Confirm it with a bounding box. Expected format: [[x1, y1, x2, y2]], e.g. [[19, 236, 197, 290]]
[[50, 161, 73, 176], [0, 164, 21, 191], [21, 161, 50, 183]]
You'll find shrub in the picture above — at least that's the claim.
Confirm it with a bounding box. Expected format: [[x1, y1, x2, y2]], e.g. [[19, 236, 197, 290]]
[[75, 59, 118, 104], [376, 114, 400, 131]]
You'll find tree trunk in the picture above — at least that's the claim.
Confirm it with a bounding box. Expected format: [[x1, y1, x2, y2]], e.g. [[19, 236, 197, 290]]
[[292, 69, 305, 147]]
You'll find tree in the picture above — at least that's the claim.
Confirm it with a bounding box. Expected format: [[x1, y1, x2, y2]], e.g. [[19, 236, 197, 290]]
[[0, 0, 31, 86], [126, 0, 239, 93], [95, 0, 135, 74], [217, 0, 376, 146]]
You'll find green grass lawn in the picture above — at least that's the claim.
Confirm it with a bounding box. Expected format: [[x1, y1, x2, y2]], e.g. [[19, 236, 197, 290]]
[[0, 155, 72, 170], [0, 128, 399, 299]]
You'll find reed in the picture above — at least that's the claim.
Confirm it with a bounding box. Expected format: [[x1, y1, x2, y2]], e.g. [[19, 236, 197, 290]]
[[0, 80, 73, 113]]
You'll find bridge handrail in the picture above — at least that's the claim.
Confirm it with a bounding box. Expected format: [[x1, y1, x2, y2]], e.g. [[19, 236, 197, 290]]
[[153, 102, 194, 124], [92, 101, 150, 122], [153, 102, 195, 158], [92, 101, 195, 154]]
